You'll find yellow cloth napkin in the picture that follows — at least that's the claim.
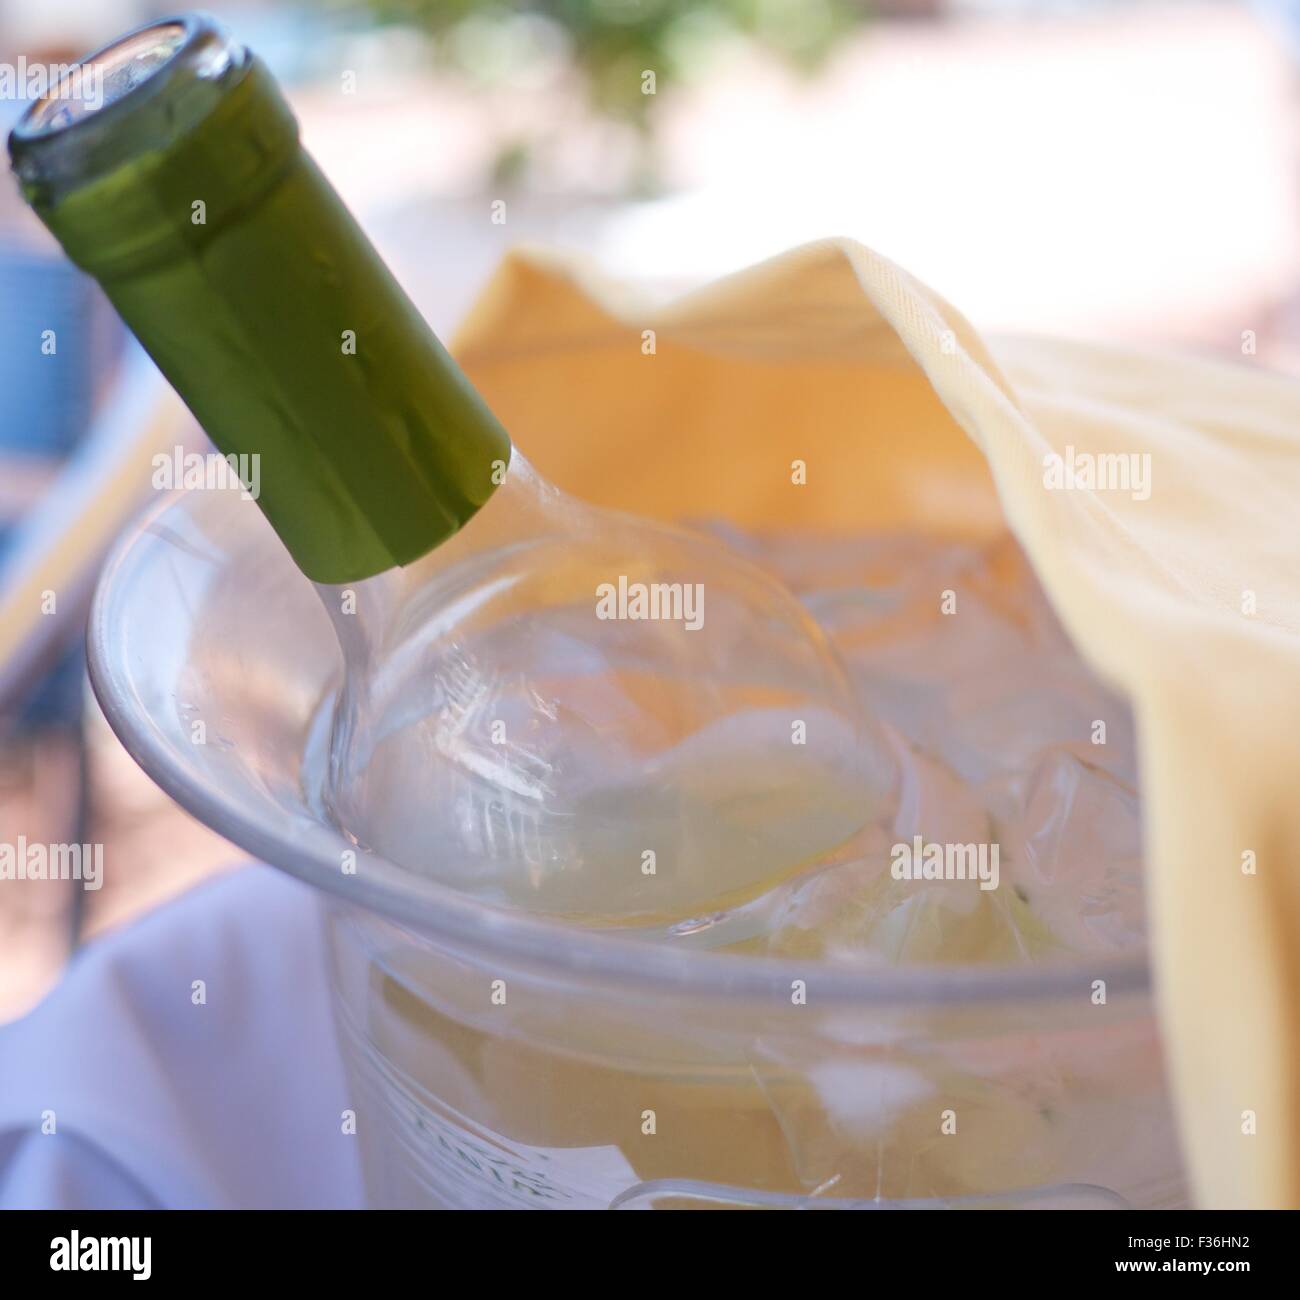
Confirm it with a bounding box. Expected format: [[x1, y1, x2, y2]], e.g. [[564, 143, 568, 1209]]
[[454, 237, 1300, 1210]]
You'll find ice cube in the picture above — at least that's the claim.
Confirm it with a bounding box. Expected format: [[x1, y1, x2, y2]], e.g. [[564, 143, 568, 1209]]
[[940, 654, 1137, 788], [998, 745, 1146, 954], [766, 739, 1058, 965]]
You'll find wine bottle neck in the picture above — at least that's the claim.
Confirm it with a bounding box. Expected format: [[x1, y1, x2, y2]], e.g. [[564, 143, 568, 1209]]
[[8, 15, 513, 584]]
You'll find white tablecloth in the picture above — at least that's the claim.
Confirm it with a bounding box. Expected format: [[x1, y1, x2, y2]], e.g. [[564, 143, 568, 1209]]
[[0, 866, 363, 1209]]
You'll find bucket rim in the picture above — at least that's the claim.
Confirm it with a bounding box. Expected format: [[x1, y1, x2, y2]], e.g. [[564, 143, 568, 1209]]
[[88, 488, 1152, 1011]]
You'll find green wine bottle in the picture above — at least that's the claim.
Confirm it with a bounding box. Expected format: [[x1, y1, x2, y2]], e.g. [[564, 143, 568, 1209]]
[[8, 13, 511, 584]]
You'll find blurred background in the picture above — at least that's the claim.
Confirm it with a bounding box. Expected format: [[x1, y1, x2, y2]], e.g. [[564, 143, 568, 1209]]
[[2, 0, 1300, 1022]]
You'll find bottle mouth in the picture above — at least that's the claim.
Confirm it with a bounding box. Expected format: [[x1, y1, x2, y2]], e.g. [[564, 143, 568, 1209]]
[[8, 13, 247, 202], [16, 22, 190, 139]]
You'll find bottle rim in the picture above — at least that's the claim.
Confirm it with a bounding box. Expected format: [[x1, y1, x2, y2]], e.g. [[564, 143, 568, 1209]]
[[8, 13, 246, 197]]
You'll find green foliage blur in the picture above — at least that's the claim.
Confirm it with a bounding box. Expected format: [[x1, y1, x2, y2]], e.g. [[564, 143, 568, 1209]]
[[348, 1, 874, 185]]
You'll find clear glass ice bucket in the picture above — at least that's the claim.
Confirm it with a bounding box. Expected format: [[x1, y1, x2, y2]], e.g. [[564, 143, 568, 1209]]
[[88, 486, 1186, 1209]]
